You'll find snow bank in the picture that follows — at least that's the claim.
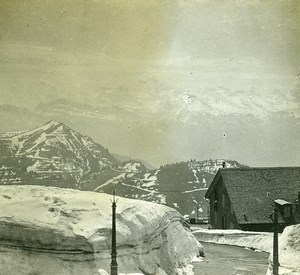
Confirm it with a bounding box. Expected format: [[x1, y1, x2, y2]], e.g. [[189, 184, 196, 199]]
[[192, 228, 273, 252], [266, 224, 300, 275], [192, 226, 300, 275], [0, 185, 201, 275]]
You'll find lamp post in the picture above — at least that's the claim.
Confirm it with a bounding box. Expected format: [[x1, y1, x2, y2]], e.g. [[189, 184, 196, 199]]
[[110, 190, 118, 275], [272, 199, 292, 275], [273, 203, 279, 275]]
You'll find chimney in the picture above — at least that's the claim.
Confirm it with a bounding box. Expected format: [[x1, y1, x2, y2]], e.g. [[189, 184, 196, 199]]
[[222, 161, 226, 169]]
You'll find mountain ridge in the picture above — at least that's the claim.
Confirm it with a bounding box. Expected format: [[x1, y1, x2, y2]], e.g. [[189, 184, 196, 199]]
[[0, 121, 247, 216], [0, 120, 122, 188], [112, 152, 157, 170], [96, 158, 247, 217]]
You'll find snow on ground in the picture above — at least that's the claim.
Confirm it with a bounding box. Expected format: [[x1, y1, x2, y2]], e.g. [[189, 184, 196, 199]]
[[192, 169, 199, 183], [193, 226, 300, 274], [157, 193, 167, 204], [0, 185, 201, 275], [192, 228, 274, 252], [93, 172, 126, 191], [123, 162, 141, 172], [266, 224, 300, 275], [182, 188, 208, 194], [121, 182, 157, 194], [141, 172, 157, 188], [26, 160, 41, 173]]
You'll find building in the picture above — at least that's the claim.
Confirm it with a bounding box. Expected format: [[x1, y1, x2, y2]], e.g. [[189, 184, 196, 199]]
[[205, 167, 300, 232]]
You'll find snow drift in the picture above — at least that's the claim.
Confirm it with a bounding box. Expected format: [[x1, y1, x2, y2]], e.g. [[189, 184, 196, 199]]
[[266, 224, 300, 275], [0, 185, 201, 275], [192, 228, 273, 252]]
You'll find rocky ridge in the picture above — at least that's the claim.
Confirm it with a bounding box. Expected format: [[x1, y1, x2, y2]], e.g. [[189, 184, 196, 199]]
[[97, 159, 246, 218], [0, 121, 145, 189]]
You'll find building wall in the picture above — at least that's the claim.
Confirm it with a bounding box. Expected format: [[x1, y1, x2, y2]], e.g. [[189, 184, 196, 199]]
[[208, 180, 298, 231], [208, 174, 300, 232], [208, 178, 239, 229]]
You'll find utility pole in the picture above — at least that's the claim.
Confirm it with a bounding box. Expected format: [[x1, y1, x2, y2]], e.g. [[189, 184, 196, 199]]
[[110, 190, 118, 275], [273, 204, 279, 275]]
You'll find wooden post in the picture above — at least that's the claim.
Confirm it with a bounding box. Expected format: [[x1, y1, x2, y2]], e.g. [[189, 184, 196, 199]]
[[110, 190, 118, 275], [273, 205, 279, 275]]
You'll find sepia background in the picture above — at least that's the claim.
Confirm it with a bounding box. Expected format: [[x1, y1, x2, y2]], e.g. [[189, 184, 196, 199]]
[[0, 0, 299, 168]]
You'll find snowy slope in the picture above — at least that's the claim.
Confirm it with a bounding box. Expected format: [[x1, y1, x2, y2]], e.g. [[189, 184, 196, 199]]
[[95, 159, 247, 218], [0, 122, 246, 218], [0, 122, 148, 190], [0, 185, 201, 275], [170, 89, 300, 121], [0, 121, 120, 188]]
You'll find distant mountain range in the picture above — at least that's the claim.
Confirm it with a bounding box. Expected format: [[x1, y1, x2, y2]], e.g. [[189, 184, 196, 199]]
[[1, 99, 299, 169], [97, 158, 247, 218], [0, 121, 247, 216]]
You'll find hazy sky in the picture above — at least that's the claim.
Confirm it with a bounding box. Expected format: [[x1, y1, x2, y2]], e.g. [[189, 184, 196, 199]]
[[0, 0, 299, 167]]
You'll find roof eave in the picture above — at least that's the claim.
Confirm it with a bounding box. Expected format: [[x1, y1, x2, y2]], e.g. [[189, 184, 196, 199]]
[[205, 168, 222, 198]]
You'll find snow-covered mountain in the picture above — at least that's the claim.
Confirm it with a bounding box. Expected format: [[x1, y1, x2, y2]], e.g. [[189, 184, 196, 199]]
[[1, 96, 299, 170], [0, 121, 126, 188], [0, 121, 246, 217], [169, 88, 300, 121], [95, 159, 247, 218], [35, 89, 300, 123]]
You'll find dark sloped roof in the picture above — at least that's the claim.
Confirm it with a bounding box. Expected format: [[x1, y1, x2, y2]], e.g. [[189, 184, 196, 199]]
[[207, 167, 300, 225]]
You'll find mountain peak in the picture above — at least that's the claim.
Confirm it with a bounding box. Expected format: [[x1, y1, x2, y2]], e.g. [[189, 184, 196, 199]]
[[43, 120, 63, 127], [40, 120, 74, 133], [0, 121, 120, 187]]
